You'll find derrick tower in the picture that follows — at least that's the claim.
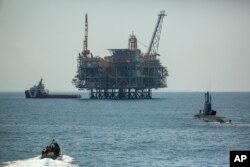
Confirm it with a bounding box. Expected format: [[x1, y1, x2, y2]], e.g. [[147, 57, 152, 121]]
[[73, 11, 168, 99], [82, 14, 90, 57]]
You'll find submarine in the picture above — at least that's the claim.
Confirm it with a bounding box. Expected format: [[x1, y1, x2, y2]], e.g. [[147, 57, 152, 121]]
[[194, 92, 231, 123]]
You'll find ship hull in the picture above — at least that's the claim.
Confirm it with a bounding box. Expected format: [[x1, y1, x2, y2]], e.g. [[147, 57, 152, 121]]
[[25, 90, 81, 99]]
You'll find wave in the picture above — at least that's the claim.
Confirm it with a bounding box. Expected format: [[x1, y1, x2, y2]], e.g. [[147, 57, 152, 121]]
[[2, 155, 79, 167]]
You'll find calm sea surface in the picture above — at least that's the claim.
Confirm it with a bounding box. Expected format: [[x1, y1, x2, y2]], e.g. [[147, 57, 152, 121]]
[[0, 92, 249, 167]]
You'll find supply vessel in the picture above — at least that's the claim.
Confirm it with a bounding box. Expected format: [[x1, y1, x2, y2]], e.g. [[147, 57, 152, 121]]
[[25, 78, 81, 99], [194, 92, 231, 123]]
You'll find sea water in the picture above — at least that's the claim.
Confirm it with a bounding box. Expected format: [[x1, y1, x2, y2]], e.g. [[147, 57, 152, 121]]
[[0, 92, 249, 167]]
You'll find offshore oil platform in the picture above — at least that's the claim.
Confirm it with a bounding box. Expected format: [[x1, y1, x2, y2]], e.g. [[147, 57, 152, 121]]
[[72, 11, 168, 99]]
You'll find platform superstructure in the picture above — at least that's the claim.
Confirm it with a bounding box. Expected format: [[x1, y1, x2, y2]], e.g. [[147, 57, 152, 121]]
[[73, 11, 168, 99]]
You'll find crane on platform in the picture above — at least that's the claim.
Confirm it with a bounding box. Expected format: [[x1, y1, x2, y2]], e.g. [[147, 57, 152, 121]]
[[146, 11, 166, 56], [82, 14, 90, 57]]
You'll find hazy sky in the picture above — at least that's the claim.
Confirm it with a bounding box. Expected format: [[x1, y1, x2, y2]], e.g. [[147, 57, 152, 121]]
[[0, 0, 250, 92]]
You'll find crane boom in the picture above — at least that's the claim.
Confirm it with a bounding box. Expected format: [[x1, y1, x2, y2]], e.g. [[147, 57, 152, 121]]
[[147, 11, 166, 56]]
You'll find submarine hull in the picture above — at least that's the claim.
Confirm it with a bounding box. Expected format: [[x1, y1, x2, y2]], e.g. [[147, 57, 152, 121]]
[[194, 114, 231, 123]]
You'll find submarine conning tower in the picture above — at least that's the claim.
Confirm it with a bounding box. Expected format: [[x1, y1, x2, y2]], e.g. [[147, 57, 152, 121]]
[[203, 92, 216, 115]]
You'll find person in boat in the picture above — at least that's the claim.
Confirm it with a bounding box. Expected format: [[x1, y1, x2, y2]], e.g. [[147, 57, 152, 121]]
[[42, 145, 51, 155], [54, 142, 60, 156], [50, 139, 60, 156], [46, 145, 51, 154], [50, 139, 56, 150]]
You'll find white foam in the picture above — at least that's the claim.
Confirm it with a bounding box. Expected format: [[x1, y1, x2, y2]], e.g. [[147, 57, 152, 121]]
[[2, 155, 79, 167]]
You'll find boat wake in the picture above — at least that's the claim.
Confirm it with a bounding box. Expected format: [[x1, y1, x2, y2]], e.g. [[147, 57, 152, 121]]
[[2, 155, 79, 167], [233, 123, 250, 128]]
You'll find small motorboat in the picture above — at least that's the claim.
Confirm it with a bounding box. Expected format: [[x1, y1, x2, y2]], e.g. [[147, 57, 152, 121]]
[[41, 139, 62, 160]]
